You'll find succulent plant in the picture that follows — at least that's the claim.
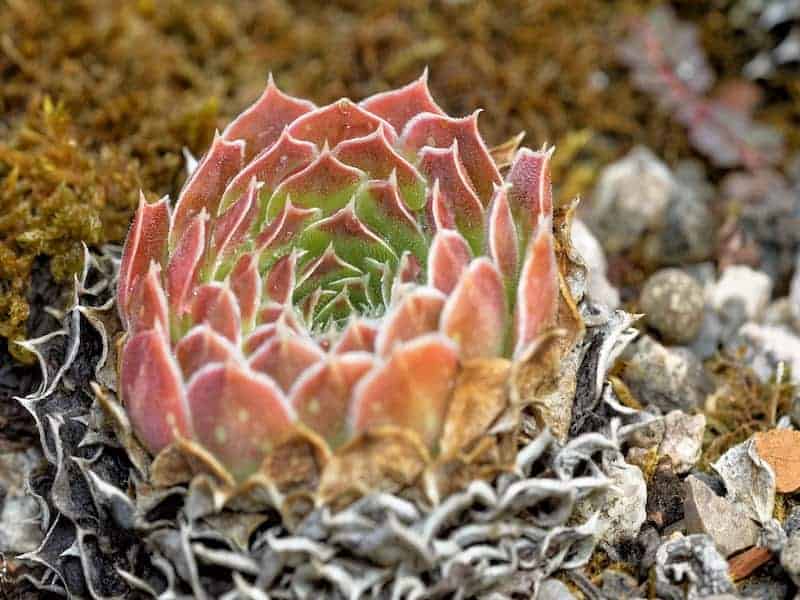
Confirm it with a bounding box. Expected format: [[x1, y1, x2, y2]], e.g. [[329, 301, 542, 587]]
[[116, 72, 575, 492], [15, 74, 633, 599]]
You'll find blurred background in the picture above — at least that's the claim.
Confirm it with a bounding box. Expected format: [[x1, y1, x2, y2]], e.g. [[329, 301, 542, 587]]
[[0, 0, 798, 371]]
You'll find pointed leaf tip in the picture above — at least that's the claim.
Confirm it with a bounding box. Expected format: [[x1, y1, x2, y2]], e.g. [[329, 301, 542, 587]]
[[118, 195, 170, 327], [222, 76, 316, 160], [360, 71, 445, 133]]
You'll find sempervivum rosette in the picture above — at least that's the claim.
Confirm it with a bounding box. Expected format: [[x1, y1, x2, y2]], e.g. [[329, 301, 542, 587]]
[[16, 74, 627, 600], [116, 72, 582, 499]]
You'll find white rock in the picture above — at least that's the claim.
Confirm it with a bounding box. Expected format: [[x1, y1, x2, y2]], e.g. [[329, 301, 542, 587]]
[[580, 453, 647, 545], [739, 322, 800, 383], [659, 410, 705, 474], [709, 265, 773, 322], [571, 218, 620, 310]]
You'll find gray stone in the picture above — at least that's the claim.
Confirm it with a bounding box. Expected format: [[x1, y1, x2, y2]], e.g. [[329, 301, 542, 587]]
[[0, 448, 43, 554], [655, 534, 736, 600], [586, 146, 674, 254], [780, 529, 800, 587], [683, 475, 760, 557], [659, 410, 705, 474], [710, 265, 773, 323], [791, 253, 800, 332], [537, 578, 576, 600], [640, 268, 706, 344], [641, 177, 715, 267], [621, 335, 711, 412]]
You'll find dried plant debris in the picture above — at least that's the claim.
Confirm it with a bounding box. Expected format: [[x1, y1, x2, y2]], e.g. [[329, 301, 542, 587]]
[[7, 246, 638, 598], [618, 6, 784, 169]]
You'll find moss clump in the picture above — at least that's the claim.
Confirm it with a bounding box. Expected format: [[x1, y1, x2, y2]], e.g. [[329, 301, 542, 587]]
[[700, 353, 795, 468]]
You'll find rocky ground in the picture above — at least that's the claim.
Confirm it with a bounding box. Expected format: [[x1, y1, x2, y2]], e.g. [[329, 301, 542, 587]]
[[2, 1, 800, 598]]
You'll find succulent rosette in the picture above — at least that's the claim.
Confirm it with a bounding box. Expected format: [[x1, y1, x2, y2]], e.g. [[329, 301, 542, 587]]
[[116, 72, 582, 498]]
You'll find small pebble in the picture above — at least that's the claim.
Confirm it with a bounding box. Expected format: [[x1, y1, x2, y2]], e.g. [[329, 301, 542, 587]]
[[640, 268, 705, 344], [710, 265, 773, 323]]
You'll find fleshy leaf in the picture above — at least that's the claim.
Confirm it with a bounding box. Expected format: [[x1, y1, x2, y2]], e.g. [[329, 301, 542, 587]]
[[118, 194, 170, 327], [256, 198, 320, 251], [186, 362, 294, 478], [334, 126, 426, 209], [375, 287, 446, 357], [210, 177, 259, 275], [171, 134, 244, 248], [417, 142, 484, 253], [514, 216, 558, 358], [289, 99, 397, 148], [427, 229, 472, 294], [488, 183, 519, 281], [360, 69, 444, 133], [127, 262, 169, 335], [222, 74, 316, 160], [291, 352, 374, 445], [175, 324, 238, 379], [229, 253, 261, 330], [506, 146, 554, 247], [190, 283, 242, 344], [248, 330, 326, 392], [441, 258, 506, 359], [223, 128, 317, 212], [350, 334, 459, 449], [121, 329, 190, 453], [267, 149, 365, 219], [333, 318, 378, 353], [166, 212, 207, 317], [264, 251, 299, 305], [402, 111, 501, 202]]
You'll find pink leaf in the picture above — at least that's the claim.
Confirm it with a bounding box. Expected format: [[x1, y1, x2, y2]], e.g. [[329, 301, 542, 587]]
[[375, 287, 446, 357], [248, 331, 325, 392], [514, 216, 558, 358], [402, 111, 501, 202], [171, 134, 244, 248], [268, 148, 364, 216], [190, 283, 242, 344], [243, 323, 277, 355], [333, 318, 378, 353], [211, 177, 258, 271], [333, 125, 424, 195], [360, 69, 445, 133], [166, 212, 207, 316], [264, 251, 299, 305], [256, 198, 320, 251], [427, 179, 456, 232], [441, 258, 506, 359], [427, 229, 471, 294], [291, 352, 374, 444], [488, 183, 519, 280], [186, 362, 294, 478], [350, 334, 459, 449], [288, 99, 397, 148], [229, 253, 261, 329], [506, 147, 554, 238], [222, 74, 316, 160], [417, 142, 484, 247], [175, 324, 238, 378], [223, 128, 317, 208], [121, 329, 190, 453], [127, 262, 169, 335], [118, 194, 170, 327]]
